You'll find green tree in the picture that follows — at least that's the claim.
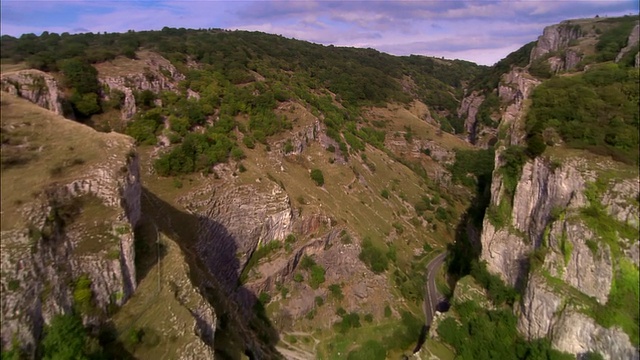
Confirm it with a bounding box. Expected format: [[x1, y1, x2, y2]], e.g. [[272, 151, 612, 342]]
[[59, 58, 99, 94], [310, 169, 324, 186], [41, 314, 89, 360]]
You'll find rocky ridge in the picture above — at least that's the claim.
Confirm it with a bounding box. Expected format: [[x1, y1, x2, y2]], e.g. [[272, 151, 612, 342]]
[[98, 52, 190, 120], [0, 70, 67, 117], [479, 65, 639, 359], [0, 117, 141, 354]]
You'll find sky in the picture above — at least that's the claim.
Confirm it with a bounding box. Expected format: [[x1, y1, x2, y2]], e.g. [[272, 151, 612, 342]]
[[1, 1, 638, 65]]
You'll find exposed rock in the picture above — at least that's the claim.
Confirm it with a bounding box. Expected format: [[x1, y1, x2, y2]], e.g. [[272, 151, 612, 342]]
[[480, 221, 529, 287], [511, 158, 586, 247], [0, 70, 67, 116], [186, 183, 294, 293], [530, 22, 582, 63], [99, 52, 186, 120], [601, 178, 640, 229], [615, 22, 640, 63], [457, 92, 485, 142], [544, 220, 612, 304], [517, 273, 563, 339], [563, 49, 583, 71], [552, 310, 638, 360], [518, 274, 637, 360], [0, 142, 141, 354]]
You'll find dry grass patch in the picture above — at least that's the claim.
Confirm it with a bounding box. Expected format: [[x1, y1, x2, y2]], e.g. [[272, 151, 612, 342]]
[[0, 92, 132, 230], [0, 61, 27, 74], [94, 50, 172, 78]]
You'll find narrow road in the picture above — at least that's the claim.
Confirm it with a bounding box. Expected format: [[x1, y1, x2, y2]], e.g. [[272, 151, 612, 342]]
[[423, 251, 447, 328]]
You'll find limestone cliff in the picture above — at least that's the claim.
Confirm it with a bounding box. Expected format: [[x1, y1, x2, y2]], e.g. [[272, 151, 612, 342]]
[[615, 22, 640, 63], [97, 51, 190, 120], [457, 91, 484, 143], [479, 62, 639, 358], [0, 70, 68, 117], [0, 94, 141, 354], [530, 22, 582, 65], [480, 68, 540, 287]]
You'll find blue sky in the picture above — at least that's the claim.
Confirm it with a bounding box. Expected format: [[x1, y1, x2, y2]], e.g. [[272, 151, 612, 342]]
[[1, 1, 638, 65]]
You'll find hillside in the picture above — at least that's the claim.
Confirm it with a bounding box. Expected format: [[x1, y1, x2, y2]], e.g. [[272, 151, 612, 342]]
[[1, 14, 639, 360]]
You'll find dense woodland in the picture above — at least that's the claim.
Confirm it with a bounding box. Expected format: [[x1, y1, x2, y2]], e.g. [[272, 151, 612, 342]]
[[1, 28, 484, 176]]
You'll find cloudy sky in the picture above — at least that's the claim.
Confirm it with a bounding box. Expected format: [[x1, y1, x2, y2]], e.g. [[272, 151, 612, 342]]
[[1, 1, 638, 65]]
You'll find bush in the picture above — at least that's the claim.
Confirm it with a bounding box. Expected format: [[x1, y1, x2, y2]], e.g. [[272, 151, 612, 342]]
[[335, 312, 361, 333], [359, 237, 388, 273], [310, 169, 324, 186], [258, 292, 271, 305], [329, 284, 344, 300], [41, 313, 103, 359], [384, 305, 392, 318], [380, 189, 389, 199], [438, 300, 573, 360], [73, 275, 93, 313], [309, 265, 326, 289]]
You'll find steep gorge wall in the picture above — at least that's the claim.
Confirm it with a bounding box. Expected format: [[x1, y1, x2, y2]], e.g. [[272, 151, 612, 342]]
[[0, 142, 141, 354], [0, 70, 68, 117], [479, 66, 639, 358]]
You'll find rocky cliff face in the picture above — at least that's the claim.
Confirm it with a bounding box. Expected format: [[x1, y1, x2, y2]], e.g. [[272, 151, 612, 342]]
[[188, 182, 294, 294], [0, 70, 67, 116], [457, 91, 485, 143], [0, 111, 141, 354], [480, 68, 540, 286], [530, 22, 582, 65], [98, 52, 189, 120], [480, 61, 639, 358], [615, 21, 639, 63]]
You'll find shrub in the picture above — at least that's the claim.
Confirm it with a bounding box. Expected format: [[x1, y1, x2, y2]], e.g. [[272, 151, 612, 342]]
[[309, 265, 326, 289], [380, 189, 389, 199], [300, 255, 316, 270], [310, 169, 324, 186], [364, 313, 374, 323], [73, 275, 93, 312], [359, 237, 388, 273], [314, 296, 324, 306], [283, 139, 294, 154], [243, 136, 255, 149], [329, 284, 344, 300], [7, 279, 20, 291], [335, 312, 361, 333], [258, 292, 271, 305], [41, 314, 91, 359]]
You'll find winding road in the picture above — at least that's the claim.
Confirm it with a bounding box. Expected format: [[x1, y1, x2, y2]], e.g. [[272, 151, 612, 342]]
[[423, 251, 448, 328]]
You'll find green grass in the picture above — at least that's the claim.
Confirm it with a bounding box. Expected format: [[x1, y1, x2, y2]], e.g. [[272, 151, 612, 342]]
[[316, 311, 424, 360], [580, 181, 638, 257], [0, 93, 133, 231], [594, 258, 639, 346]]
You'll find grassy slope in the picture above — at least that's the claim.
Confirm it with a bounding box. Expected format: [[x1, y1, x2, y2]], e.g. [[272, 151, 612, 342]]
[[0, 92, 132, 231]]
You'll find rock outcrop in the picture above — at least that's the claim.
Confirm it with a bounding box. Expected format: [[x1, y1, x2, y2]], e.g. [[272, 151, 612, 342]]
[[480, 68, 540, 286], [98, 51, 188, 120], [615, 22, 640, 63], [0, 70, 67, 116], [0, 135, 141, 354], [457, 91, 484, 143], [480, 55, 638, 357], [517, 274, 637, 360], [530, 22, 582, 63]]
